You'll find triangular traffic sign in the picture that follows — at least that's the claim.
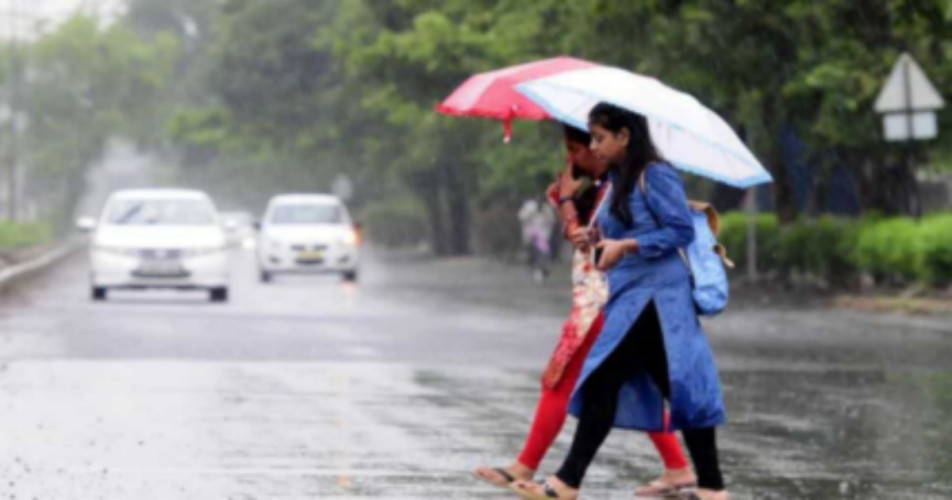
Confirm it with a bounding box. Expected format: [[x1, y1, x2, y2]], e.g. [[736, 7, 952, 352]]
[[874, 52, 945, 113]]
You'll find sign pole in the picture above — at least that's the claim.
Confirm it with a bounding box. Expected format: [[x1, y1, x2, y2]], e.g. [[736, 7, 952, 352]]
[[903, 58, 913, 147], [901, 57, 922, 217], [746, 187, 758, 282]]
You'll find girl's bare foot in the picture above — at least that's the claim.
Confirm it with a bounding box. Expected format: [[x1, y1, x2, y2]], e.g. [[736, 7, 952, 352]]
[[659, 467, 696, 485], [472, 462, 534, 487], [690, 489, 729, 500], [512, 475, 578, 499], [634, 467, 697, 497]]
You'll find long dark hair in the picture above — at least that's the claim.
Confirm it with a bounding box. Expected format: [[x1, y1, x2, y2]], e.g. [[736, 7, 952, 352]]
[[588, 102, 663, 227]]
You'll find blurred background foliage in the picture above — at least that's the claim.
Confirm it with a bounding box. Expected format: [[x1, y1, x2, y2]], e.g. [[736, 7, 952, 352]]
[[0, 0, 950, 272]]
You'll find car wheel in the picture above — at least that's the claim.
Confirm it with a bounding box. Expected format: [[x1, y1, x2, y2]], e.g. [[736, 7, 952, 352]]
[[91, 287, 107, 301], [259, 270, 272, 283], [342, 270, 358, 283], [210, 287, 229, 303]]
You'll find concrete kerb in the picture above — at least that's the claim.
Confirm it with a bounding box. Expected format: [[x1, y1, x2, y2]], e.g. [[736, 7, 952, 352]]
[[0, 238, 82, 295]]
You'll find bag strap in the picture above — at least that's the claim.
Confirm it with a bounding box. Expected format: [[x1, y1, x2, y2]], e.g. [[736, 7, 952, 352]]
[[587, 182, 612, 230], [689, 201, 735, 268]]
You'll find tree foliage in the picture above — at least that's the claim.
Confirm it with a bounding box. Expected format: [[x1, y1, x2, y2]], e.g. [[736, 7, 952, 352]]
[[2, 16, 178, 227], [160, 0, 951, 252]]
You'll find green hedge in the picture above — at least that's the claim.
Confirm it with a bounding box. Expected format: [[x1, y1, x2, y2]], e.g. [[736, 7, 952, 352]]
[[718, 212, 952, 288], [915, 214, 952, 286], [0, 221, 52, 250], [854, 218, 919, 281], [719, 212, 781, 273], [781, 215, 865, 284]]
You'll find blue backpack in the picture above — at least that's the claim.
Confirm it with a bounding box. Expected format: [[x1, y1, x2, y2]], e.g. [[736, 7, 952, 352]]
[[640, 170, 734, 316]]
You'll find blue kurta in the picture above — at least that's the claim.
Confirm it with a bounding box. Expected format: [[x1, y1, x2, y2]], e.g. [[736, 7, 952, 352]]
[[569, 163, 726, 432]]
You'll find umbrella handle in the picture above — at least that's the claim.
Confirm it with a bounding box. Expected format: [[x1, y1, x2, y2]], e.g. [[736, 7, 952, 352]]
[[503, 116, 512, 144]]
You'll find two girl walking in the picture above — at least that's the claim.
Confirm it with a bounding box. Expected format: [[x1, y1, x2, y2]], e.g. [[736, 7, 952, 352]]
[[477, 102, 729, 500]]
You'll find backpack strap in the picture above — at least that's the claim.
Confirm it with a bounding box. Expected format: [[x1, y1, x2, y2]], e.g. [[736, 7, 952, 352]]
[[688, 201, 735, 269]]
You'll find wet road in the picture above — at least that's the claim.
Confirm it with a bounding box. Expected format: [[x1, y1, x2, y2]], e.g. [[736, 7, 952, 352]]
[[0, 247, 950, 499]]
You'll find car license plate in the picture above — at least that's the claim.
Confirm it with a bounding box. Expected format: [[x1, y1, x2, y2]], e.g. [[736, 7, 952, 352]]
[[296, 250, 324, 264], [135, 259, 187, 277]]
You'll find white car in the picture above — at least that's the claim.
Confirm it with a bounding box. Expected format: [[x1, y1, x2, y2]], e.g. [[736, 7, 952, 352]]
[[257, 194, 360, 282], [81, 189, 231, 302]]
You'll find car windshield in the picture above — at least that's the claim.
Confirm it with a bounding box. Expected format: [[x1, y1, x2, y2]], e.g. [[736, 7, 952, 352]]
[[270, 204, 343, 225], [106, 199, 217, 226]]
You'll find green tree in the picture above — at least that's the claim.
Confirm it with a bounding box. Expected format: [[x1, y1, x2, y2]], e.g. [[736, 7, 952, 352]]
[[5, 16, 178, 228], [162, 0, 952, 254], [572, 0, 952, 217]]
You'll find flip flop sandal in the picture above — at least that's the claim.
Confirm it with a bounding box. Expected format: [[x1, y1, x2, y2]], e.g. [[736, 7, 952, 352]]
[[634, 479, 698, 498], [472, 467, 517, 489], [512, 479, 564, 499]]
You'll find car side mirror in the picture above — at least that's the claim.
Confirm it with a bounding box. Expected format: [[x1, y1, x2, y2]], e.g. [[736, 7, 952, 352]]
[[253, 220, 262, 231], [76, 216, 97, 233]]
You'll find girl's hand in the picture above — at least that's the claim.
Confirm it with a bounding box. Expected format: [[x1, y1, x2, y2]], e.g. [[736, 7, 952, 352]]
[[596, 239, 638, 270], [557, 160, 585, 198], [567, 226, 592, 249]]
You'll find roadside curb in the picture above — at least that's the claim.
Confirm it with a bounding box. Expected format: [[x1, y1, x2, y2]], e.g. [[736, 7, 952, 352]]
[[0, 238, 81, 294]]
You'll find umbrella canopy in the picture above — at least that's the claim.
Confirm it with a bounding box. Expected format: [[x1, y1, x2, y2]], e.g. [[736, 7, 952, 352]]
[[515, 66, 773, 188], [436, 56, 599, 141]]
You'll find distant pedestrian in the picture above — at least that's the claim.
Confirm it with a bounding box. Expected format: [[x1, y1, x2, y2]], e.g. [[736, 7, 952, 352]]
[[518, 195, 556, 282]]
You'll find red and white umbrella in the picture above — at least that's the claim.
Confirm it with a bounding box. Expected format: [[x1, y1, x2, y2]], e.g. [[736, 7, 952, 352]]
[[436, 56, 599, 142]]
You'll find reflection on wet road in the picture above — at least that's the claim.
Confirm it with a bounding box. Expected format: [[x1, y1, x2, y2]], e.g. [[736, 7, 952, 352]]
[[0, 249, 949, 499]]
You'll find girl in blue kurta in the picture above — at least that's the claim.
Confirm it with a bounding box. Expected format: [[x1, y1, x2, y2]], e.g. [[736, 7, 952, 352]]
[[514, 103, 728, 500]]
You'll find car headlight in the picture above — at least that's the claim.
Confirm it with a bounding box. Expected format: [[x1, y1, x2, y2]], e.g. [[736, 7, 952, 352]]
[[183, 246, 225, 257], [339, 230, 359, 247], [94, 245, 139, 257]]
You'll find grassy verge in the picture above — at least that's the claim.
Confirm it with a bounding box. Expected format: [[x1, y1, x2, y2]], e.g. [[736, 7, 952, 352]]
[[0, 221, 54, 251]]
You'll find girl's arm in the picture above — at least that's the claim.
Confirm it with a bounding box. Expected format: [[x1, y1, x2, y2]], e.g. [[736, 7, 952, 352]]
[[634, 165, 695, 258]]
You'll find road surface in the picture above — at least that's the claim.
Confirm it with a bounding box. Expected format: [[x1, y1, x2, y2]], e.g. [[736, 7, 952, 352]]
[[0, 247, 949, 499]]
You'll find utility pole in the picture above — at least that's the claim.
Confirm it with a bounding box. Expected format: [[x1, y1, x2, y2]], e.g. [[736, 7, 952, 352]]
[[5, 0, 18, 222]]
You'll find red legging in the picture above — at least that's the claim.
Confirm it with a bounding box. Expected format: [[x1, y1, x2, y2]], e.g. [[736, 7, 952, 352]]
[[518, 314, 689, 471]]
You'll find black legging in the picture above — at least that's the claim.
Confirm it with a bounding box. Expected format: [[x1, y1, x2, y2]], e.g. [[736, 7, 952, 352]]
[[555, 302, 725, 491]]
